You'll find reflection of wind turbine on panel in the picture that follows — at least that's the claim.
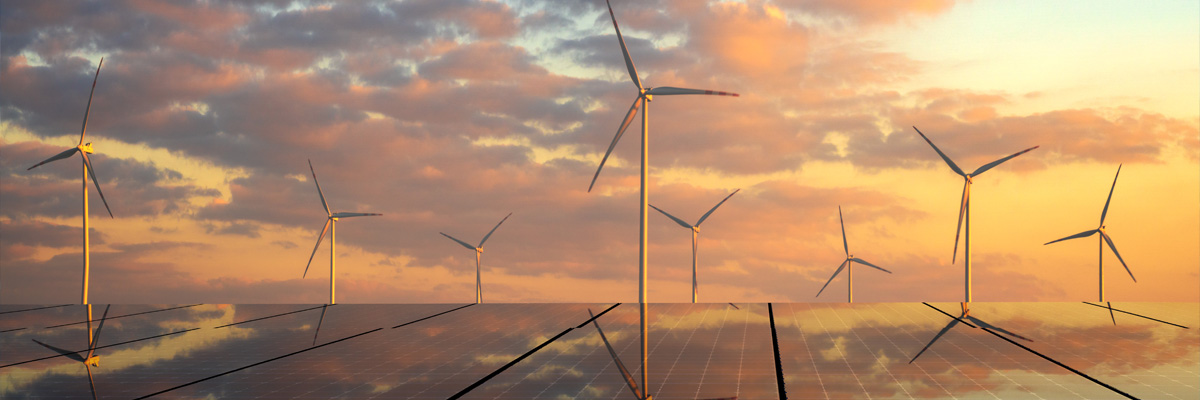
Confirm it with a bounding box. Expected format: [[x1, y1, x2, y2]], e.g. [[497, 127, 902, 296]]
[[912, 126, 1038, 313], [440, 213, 511, 304], [815, 206, 892, 303], [302, 160, 382, 305], [909, 302, 1032, 364], [587, 308, 737, 400], [649, 189, 739, 303], [589, 0, 740, 394], [1044, 165, 1136, 325], [31, 304, 110, 400], [26, 59, 113, 305]]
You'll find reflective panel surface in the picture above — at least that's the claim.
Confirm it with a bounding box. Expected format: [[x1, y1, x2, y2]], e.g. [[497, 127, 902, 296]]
[[1, 303, 1196, 399]]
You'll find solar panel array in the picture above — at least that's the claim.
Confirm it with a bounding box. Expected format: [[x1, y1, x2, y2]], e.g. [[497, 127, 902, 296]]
[[1, 302, 1196, 399]]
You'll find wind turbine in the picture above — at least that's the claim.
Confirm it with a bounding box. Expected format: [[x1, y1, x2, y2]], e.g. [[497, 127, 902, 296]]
[[440, 213, 511, 304], [302, 160, 381, 305], [26, 58, 112, 305], [912, 126, 1037, 313], [1044, 164, 1136, 324], [649, 189, 739, 303], [31, 304, 110, 400], [815, 206, 892, 303], [589, 0, 739, 392], [587, 308, 737, 400]]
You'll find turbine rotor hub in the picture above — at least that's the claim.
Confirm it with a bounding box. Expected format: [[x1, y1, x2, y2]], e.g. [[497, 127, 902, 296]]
[[79, 143, 94, 154], [86, 356, 99, 367]]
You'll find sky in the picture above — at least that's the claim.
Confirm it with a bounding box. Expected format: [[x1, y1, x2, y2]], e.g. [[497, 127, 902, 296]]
[[1, 0, 1197, 304]]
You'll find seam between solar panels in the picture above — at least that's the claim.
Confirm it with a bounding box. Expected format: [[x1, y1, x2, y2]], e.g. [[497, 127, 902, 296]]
[[213, 304, 332, 329], [769, 303, 787, 400], [0, 304, 72, 315], [1081, 302, 1189, 329], [132, 327, 382, 399], [1, 327, 27, 333], [41, 304, 204, 329], [923, 303, 1141, 400], [0, 328, 200, 369], [446, 302, 621, 399], [392, 303, 475, 329]]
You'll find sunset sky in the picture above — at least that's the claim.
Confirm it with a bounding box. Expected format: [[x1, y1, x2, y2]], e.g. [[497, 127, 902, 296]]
[[2, 0, 1196, 304]]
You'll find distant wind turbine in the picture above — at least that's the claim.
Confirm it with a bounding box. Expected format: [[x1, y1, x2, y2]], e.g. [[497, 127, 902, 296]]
[[302, 160, 381, 305], [440, 213, 511, 304], [588, 308, 737, 400], [1044, 164, 1136, 324], [912, 126, 1037, 313], [649, 189, 739, 303], [815, 206, 892, 303], [31, 304, 110, 400], [26, 58, 112, 305], [589, 1, 740, 392]]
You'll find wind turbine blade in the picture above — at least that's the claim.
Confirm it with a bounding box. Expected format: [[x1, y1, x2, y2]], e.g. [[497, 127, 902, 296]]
[[303, 220, 332, 278], [26, 147, 80, 170], [696, 188, 740, 226], [331, 212, 382, 218], [79, 58, 103, 145], [909, 317, 962, 364], [313, 304, 328, 346], [838, 206, 849, 257], [604, 0, 642, 91], [971, 145, 1040, 176], [588, 96, 642, 192], [728, 303, 740, 310], [645, 86, 740, 97], [912, 126, 965, 176], [81, 152, 114, 218], [478, 212, 512, 248], [1107, 302, 1116, 325], [952, 182, 969, 263], [967, 316, 1033, 342], [87, 305, 111, 360], [86, 363, 98, 400], [308, 160, 331, 217], [815, 260, 848, 298], [1101, 231, 1136, 282], [851, 257, 891, 273], [1043, 229, 1098, 245], [1100, 164, 1122, 225], [588, 308, 642, 399], [31, 339, 86, 362], [440, 232, 477, 251], [649, 204, 693, 229]]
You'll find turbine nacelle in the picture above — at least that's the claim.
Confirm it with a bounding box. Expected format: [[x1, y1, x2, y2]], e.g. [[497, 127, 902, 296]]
[[86, 355, 100, 367], [80, 143, 94, 154]]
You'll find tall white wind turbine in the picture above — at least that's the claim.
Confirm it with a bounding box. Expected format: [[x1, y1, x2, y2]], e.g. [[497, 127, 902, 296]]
[[302, 160, 381, 305], [440, 213, 511, 304], [649, 189, 739, 303], [31, 304, 110, 400], [1044, 164, 1135, 324], [912, 126, 1037, 313], [26, 59, 113, 305], [815, 206, 892, 303], [589, 1, 740, 393]]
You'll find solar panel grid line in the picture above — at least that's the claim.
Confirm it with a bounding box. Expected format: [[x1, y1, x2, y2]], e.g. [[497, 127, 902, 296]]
[[406, 305, 581, 399], [0, 327, 201, 369], [447, 327, 575, 399], [812, 304, 873, 397], [837, 305, 915, 398], [1015, 304, 1103, 399], [782, 303, 828, 399], [41, 304, 203, 329], [881, 303, 954, 398], [657, 304, 710, 397], [648, 303, 697, 398], [0, 304, 72, 315], [735, 304, 748, 397], [132, 327, 383, 399], [213, 304, 331, 329], [692, 304, 729, 399], [864, 303, 940, 397]]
